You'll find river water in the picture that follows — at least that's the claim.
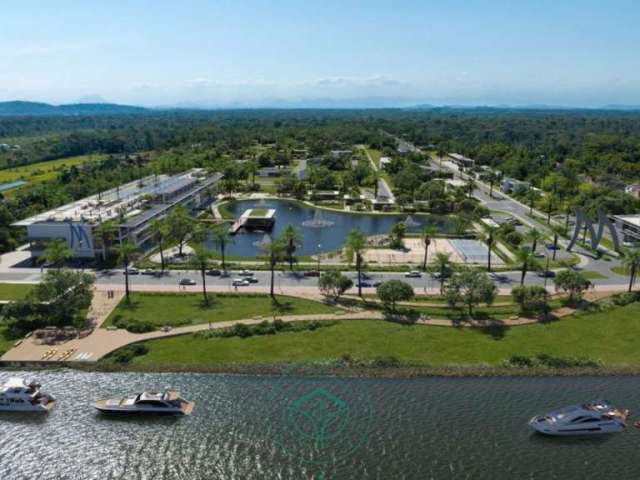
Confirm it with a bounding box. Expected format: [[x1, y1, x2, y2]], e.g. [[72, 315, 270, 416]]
[[2, 370, 640, 479]]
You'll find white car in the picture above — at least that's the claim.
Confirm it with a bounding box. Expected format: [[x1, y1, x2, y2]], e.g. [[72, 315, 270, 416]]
[[404, 271, 422, 278], [232, 278, 250, 287], [238, 270, 255, 277]]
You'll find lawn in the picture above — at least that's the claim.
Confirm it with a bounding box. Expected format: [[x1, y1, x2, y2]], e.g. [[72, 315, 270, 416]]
[[103, 293, 342, 329], [0, 283, 35, 300], [127, 302, 640, 368], [0, 326, 18, 356], [580, 270, 608, 280], [0, 154, 106, 192]]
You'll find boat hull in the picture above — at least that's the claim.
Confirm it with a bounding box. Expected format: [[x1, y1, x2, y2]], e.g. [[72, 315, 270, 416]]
[[94, 400, 194, 416]]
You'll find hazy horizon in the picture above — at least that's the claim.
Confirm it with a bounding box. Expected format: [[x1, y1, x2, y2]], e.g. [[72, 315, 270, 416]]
[[2, 1, 640, 108]]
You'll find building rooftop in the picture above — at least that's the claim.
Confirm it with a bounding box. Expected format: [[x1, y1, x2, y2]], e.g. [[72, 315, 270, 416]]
[[13, 169, 220, 227], [613, 214, 640, 228]]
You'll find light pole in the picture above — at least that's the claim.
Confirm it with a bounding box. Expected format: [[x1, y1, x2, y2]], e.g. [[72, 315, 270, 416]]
[[317, 243, 322, 273]]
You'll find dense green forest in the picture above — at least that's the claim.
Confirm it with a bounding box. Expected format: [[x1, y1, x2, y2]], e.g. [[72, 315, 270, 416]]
[[1, 108, 640, 254]]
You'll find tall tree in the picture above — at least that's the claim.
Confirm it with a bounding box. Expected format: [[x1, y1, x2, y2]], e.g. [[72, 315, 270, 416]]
[[526, 228, 543, 253], [114, 241, 139, 302], [622, 248, 640, 293], [190, 245, 213, 306], [344, 229, 367, 297], [262, 238, 286, 298], [149, 218, 168, 272], [43, 239, 73, 268], [516, 248, 538, 286], [282, 224, 303, 271], [550, 224, 564, 261], [433, 252, 452, 294], [93, 220, 116, 261], [525, 189, 541, 215], [480, 226, 498, 272], [211, 223, 232, 271], [166, 205, 194, 256], [420, 226, 437, 271]]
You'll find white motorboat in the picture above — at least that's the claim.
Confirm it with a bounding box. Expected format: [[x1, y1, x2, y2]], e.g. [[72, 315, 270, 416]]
[[0, 377, 56, 412], [529, 400, 629, 436], [94, 389, 194, 416]]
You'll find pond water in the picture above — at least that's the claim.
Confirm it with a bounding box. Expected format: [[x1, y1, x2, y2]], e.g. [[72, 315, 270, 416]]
[[212, 199, 456, 257], [3, 370, 640, 479]]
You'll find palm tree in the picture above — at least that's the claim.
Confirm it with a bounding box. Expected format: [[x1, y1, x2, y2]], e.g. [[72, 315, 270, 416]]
[[622, 248, 640, 292], [211, 224, 232, 271], [550, 224, 564, 261], [344, 229, 367, 297], [433, 252, 452, 294], [420, 226, 437, 271], [480, 226, 498, 272], [149, 218, 168, 273], [261, 238, 286, 298], [372, 169, 381, 199], [525, 189, 540, 215], [114, 241, 140, 302], [539, 194, 557, 225], [190, 245, 213, 306], [464, 178, 476, 198], [526, 228, 543, 254], [43, 239, 73, 268], [282, 224, 303, 271], [247, 159, 259, 186], [516, 248, 538, 286], [93, 220, 116, 261]]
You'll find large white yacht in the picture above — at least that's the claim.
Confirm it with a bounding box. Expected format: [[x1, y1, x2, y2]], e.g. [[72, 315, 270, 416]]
[[0, 377, 56, 412], [529, 400, 629, 436], [94, 389, 194, 416]]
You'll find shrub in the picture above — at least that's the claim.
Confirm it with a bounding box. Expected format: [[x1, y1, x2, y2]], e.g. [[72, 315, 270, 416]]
[[371, 356, 401, 368], [110, 344, 149, 364], [113, 316, 155, 333], [505, 231, 523, 246]]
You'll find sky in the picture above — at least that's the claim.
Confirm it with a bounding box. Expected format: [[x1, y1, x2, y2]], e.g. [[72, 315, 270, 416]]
[[1, 0, 640, 108]]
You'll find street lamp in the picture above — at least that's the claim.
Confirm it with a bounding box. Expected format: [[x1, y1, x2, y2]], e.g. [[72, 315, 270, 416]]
[[544, 254, 551, 288], [317, 244, 322, 273]]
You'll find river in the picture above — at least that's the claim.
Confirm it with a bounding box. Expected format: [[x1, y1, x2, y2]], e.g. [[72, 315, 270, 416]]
[[2, 370, 640, 479]]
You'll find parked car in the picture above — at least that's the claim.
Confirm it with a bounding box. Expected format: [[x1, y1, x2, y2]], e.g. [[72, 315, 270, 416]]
[[303, 271, 320, 277], [179, 278, 196, 286], [206, 269, 222, 276], [405, 271, 422, 278], [239, 270, 254, 277], [126, 267, 139, 275], [232, 278, 250, 287], [537, 270, 556, 278]]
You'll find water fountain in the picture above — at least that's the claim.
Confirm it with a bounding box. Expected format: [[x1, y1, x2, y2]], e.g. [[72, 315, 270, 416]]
[[302, 209, 335, 228], [252, 233, 272, 248], [403, 215, 421, 229]]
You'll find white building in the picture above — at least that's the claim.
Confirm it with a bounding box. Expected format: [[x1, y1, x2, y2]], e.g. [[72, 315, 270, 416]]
[[13, 169, 222, 258]]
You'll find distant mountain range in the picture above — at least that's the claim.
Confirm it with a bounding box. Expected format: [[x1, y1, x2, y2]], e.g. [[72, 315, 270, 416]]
[[0, 101, 148, 116]]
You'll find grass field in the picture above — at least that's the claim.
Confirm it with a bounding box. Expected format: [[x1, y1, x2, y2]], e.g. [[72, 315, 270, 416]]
[[0, 327, 17, 356], [103, 293, 342, 329], [127, 302, 640, 368], [0, 154, 106, 192], [581, 271, 608, 280], [0, 283, 35, 300]]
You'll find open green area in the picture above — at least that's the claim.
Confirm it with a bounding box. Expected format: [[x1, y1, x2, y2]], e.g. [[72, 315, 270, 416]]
[[580, 270, 608, 280], [611, 266, 628, 276], [123, 302, 640, 368], [103, 293, 342, 329], [248, 208, 270, 217], [0, 154, 106, 190], [0, 326, 17, 355], [0, 283, 35, 300]]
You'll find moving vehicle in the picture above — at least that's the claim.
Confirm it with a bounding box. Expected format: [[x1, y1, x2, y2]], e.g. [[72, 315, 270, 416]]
[[405, 271, 422, 278], [239, 270, 254, 277], [206, 269, 222, 276], [528, 400, 629, 436], [126, 267, 139, 275], [179, 278, 196, 286], [141, 268, 157, 275], [232, 278, 250, 287], [247, 277, 259, 283], [537, 270, 555, 278], [303, 271, 320, 277], [95, 389, 194, 416], [0, 378, 56, 412]]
